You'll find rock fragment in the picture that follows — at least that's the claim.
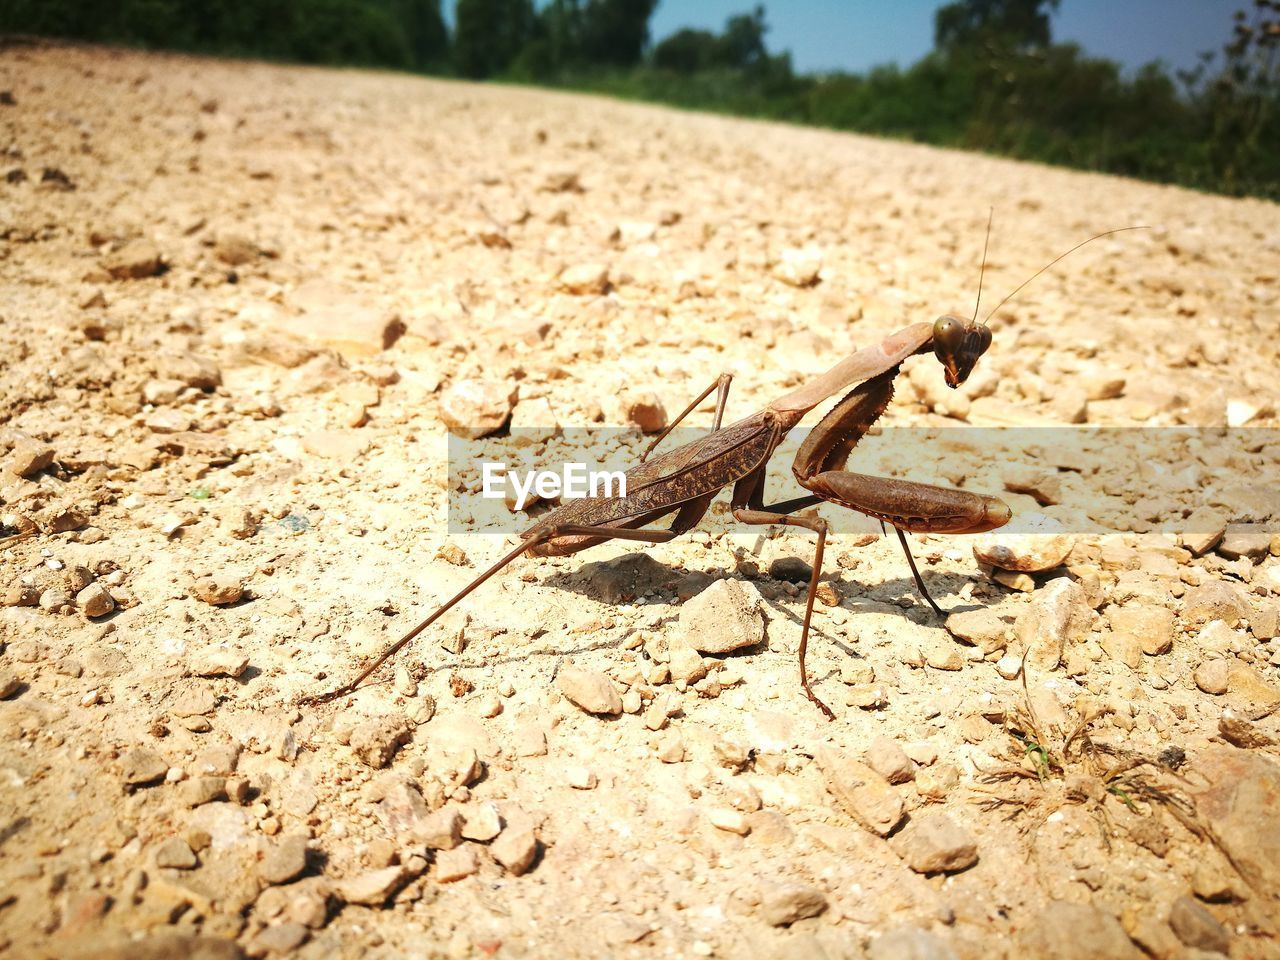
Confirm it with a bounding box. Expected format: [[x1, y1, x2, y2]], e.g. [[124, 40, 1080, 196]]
[[438, 379, 516, 440], [864, 736, 915, 784], [214, 232, 258, 266], [773, 246, 822, 287], [415, 808, 463, 850], [677, 579, 765, 654], [945, 607, 1008, 654], [1109, 605, 1173, 656], [1188, 747, 1280, 896], [337, 866, 407, 906], [892, 813, 978, 874], [708, 808, 750, 835], [1018, 901, 1140, 959], [973, 513, 1071, 571], [1014, 577, 1092, 669], [490, 828, 538, 875], [191, 647, 249, 678], [1218, 523, 1270, 561], [1182, 506, 1228, 556], [1193, 659, 1229, 695], [349, 716, 411, 768], [1217, 714, 1274, 748], [180, 777, 227, 807], [461, 803, 502, 842], [75, 582, 115, 619], [246, 924, 309, 956], [667, 643, 707, 685], [0, 671, 21, 699], [868, 928, 958, 960], [105, 239, 164, 279], [620, 390, 667, 433], [1168, 896, 1229, 954], [259, 835, 309, 886], [816, 746, 905, 836], [557, 667, 622, 715], [192, 575, 244, 606], [122, 748, 169, 787], [7, 440, 54, 477], [434, 845, 479, 882], [1183, 580, 1248, 627], [558, 262, 609, 295], [154, 837, 197, 869], [759, 881, 828, 926]]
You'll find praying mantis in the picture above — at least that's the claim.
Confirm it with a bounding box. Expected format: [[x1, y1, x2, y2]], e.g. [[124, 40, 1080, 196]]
[[302, 225, 1140, 718]]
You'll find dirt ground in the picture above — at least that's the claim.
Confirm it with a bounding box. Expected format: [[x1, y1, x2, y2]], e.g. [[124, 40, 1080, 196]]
[[2, 40, 1280, 960]]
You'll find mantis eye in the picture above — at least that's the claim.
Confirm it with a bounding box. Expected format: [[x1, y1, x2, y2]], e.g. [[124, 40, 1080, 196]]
[[976, 323, 992, 353], [932, 315, 965, 359]]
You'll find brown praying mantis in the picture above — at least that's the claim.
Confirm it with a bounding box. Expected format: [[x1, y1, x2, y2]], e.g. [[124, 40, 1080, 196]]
[[301, 225, 1141, 718]]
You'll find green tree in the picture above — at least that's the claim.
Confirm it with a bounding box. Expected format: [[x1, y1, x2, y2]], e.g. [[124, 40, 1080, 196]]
[[934, 0, 1059, 53], [454, 0, 535, 77], [386, 0, 448, 69], [579, 0, 658, 67], [1194, 2, 1280, 193], [717, 5, 767, 69], [652, 27, 719, 72]]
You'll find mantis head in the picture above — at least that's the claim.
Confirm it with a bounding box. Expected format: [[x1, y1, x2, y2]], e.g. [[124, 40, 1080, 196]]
[[932, 315, 992, 388]]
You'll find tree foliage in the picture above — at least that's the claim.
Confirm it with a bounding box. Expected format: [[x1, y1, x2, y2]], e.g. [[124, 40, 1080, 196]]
[[935, 0, 1059, 54], [0, 0, 445, 69], [453, 0, 534, 78]]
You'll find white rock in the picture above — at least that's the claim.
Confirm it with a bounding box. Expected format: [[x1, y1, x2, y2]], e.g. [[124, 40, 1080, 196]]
[[1014, 578, 1092, 669], [438, 379, 516, 440], [557, 667, 622, 715], [677, 579, 765, 654], [973, 512, 1072, 572], [773, 246, 822, 287]]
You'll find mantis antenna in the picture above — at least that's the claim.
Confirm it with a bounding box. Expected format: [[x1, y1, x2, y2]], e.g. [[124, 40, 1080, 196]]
[[983, 225, 1149, 324], [972, 207, 994, 323]]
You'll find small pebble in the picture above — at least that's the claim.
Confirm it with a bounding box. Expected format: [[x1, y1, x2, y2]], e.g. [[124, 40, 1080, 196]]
[[708, 808, 751, 835], [191, 647, 249, 678], [191, 574, 244, 606], [349, 716, 412, 768], [1193, 659, 1229, 695], [121, 748, 168, 787], [461, 803, 502, 842], [491, 828, 538, 876], [557, 666, 622, 715], [153, 837, 197, 869], [338, 866, 407, 905], [656, 729, 685, 763], [434, 846, 479, 882], [259, 835, 309, 886], [995, 653, 1023, 680], [394, 666, 418, 698], [759, 881, 828, 926], [892, 813, 979, 874], [6, 441, 55, 478], [0, 671, 20, 699]]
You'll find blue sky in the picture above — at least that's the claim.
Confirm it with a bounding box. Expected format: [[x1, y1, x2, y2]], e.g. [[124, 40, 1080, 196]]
[[647, 0, 1242, 75]]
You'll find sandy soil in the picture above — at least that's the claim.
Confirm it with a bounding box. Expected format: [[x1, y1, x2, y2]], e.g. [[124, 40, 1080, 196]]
[[2, 40, 1279, 960]]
